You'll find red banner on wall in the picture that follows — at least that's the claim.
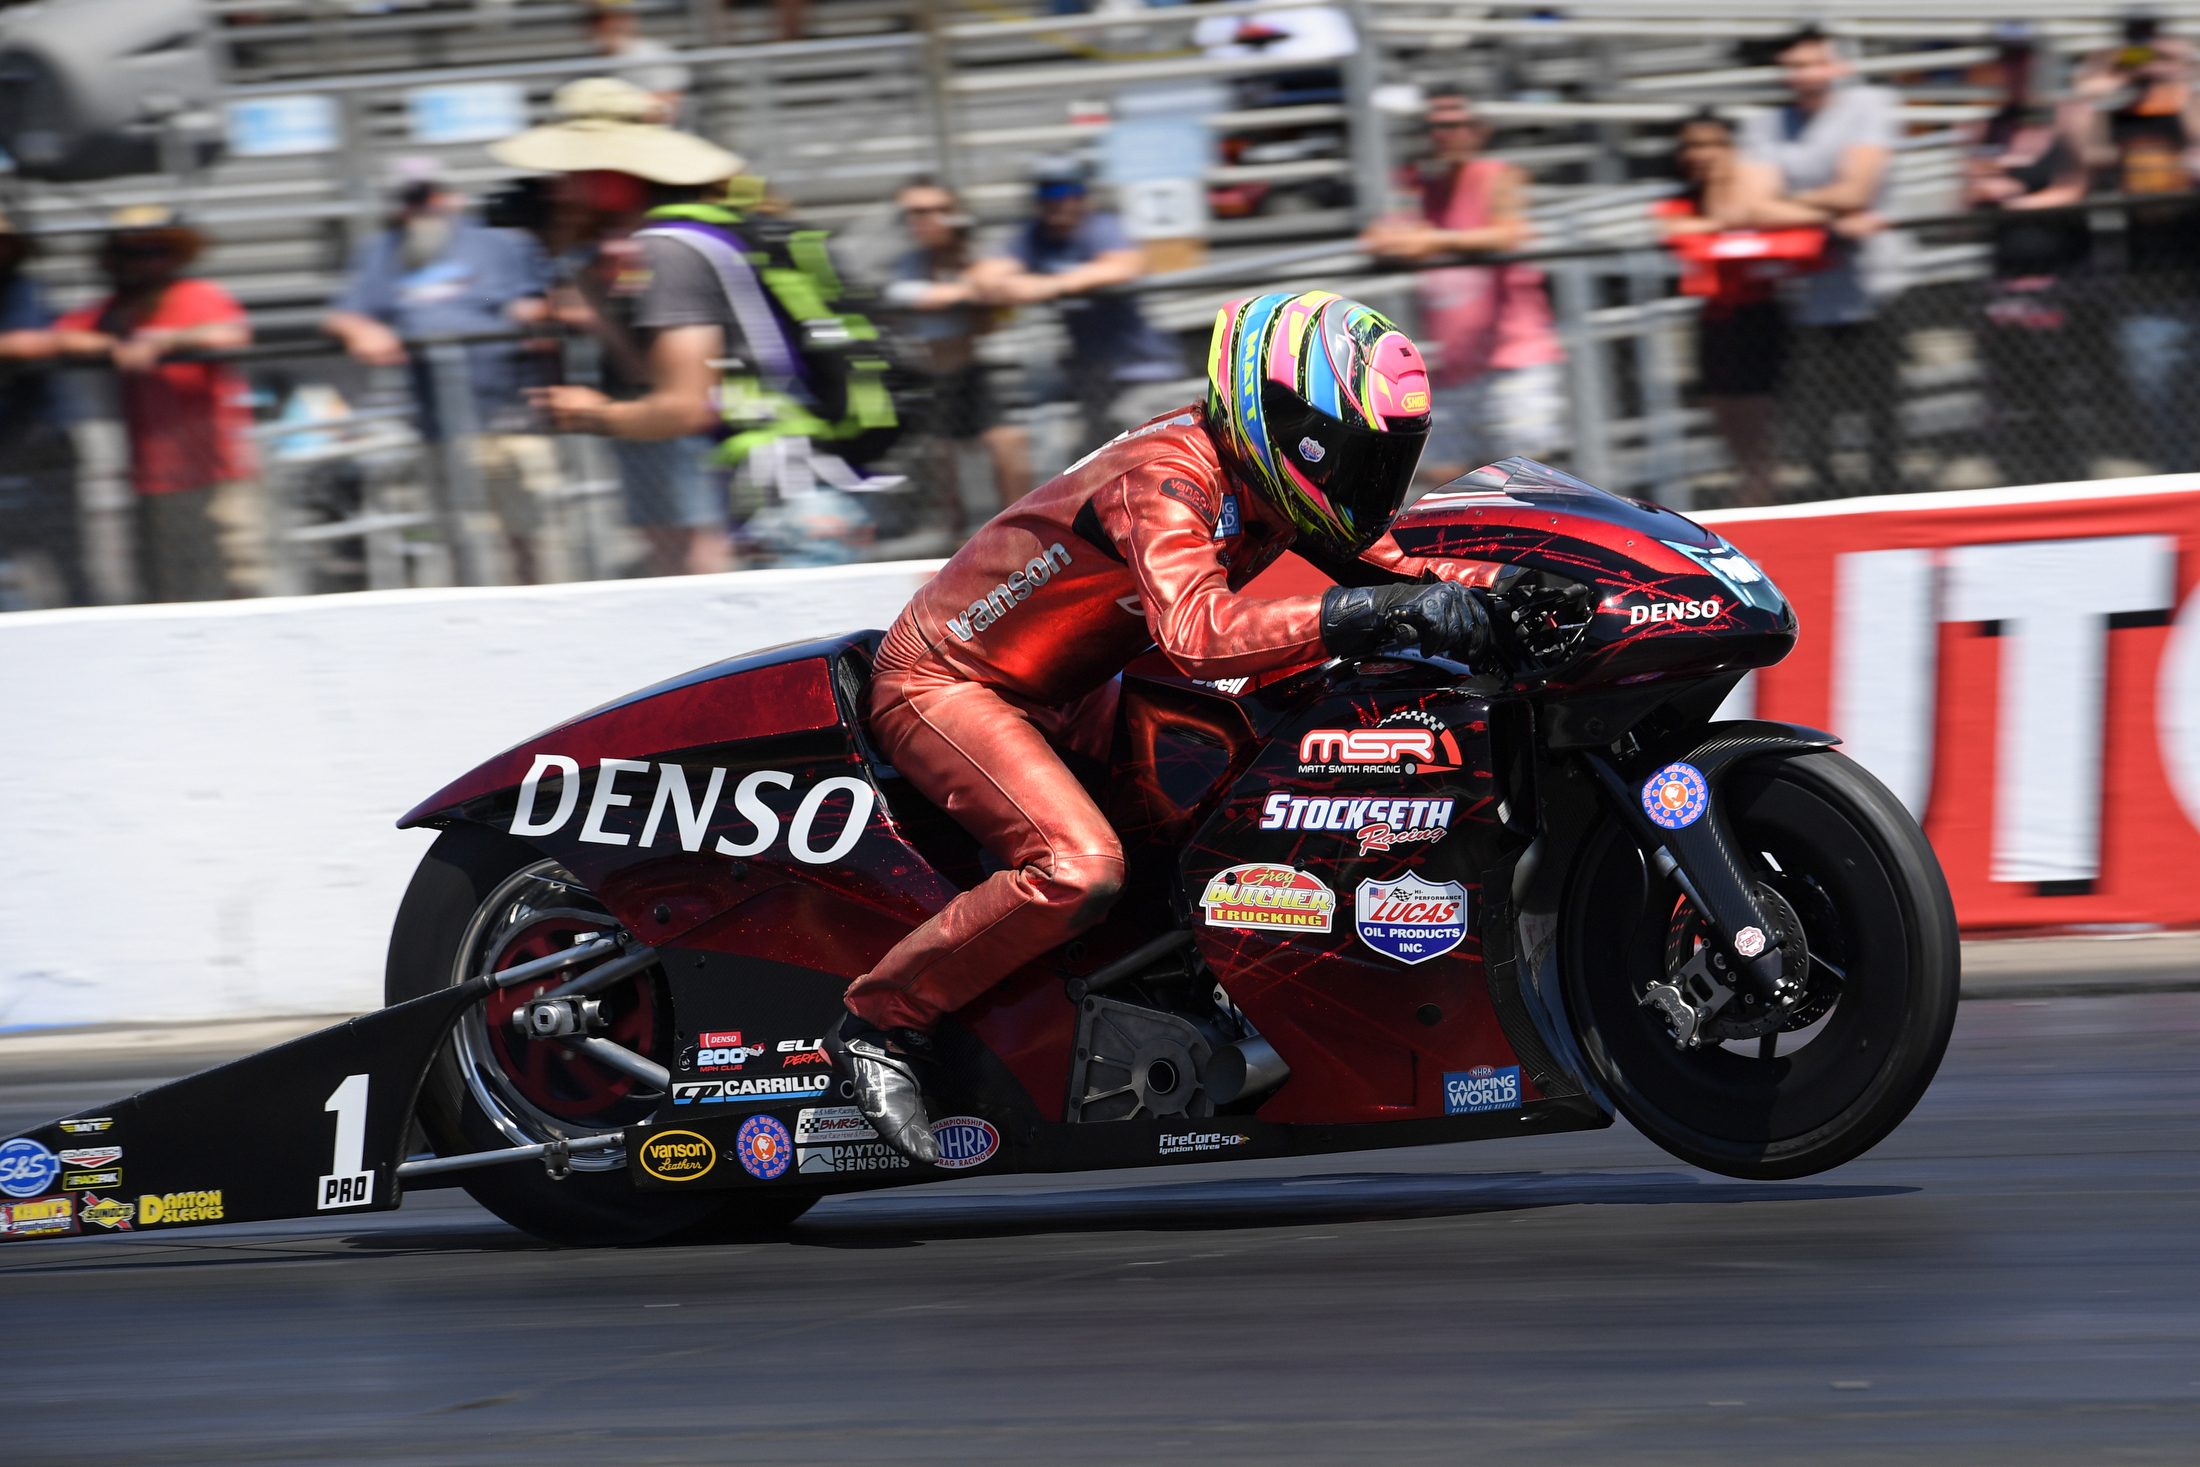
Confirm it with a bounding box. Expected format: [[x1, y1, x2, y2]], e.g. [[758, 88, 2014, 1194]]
[[1250, 479, 2200, 931]]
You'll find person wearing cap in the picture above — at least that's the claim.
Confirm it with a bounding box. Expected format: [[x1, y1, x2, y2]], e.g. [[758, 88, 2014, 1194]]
[[322, 160, 558, 585], [494, 78, 752, 575], [0, 210, 92, 606], [51, 207, 258, 603], [968, 160, 1183, 454]]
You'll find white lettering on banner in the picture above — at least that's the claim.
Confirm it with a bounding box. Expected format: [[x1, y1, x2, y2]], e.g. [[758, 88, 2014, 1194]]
[[510, 761, 876, 867], [945, 543, 1074, 641], [1626, 597, 1722, 627], [2162, 580, 2200, 835], [1298, 729, 1436, 765], [1833, 549, 1939, 817], [510, 755, 581, 836], [1946, 536, 2177, 884]]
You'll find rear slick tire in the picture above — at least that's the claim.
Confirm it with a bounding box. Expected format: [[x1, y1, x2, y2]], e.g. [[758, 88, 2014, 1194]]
[[1559, 749, 1960, 1180], [385, 824, 815, 1245]]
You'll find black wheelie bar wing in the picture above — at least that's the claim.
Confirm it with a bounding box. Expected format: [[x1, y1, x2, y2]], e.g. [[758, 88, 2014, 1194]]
[[0, 982, 490, 1243]]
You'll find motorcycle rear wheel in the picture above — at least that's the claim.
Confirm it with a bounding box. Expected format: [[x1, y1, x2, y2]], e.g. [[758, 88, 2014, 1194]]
[[1560, 750, 1959, 1180], [385, 824, 815, 1245]]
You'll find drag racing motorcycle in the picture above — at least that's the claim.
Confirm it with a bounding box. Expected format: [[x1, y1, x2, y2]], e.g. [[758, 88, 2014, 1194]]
[[0, 459, 1959, 1247]]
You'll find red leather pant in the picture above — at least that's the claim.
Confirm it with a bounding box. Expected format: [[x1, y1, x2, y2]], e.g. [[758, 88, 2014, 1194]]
[[842, 661, 1125, 1032]]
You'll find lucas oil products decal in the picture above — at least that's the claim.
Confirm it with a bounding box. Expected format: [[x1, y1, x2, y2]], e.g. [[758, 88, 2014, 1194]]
[[1355, 877, 1469, 964], [736, 1115, 793, 1180], [1445, 1066, 1522, 1115], [930, 1117, 1001, 1170], [1642, 762, 1710, 830], [1200, 864, 1337, 934]]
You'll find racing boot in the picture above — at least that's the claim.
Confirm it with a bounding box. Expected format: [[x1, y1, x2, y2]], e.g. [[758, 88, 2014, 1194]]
[[824, 1011, 941, 1164]]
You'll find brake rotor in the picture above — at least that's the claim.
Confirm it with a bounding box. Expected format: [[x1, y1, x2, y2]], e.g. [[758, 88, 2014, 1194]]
[[1662, 882, 1818, 1042]]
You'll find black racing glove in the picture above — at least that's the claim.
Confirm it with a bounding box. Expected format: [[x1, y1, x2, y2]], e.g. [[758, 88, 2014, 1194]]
[[1320, 581, 1492, 662]]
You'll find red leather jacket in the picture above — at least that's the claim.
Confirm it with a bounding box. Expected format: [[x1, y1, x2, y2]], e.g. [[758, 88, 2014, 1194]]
[[874, 407, 1501, 704]]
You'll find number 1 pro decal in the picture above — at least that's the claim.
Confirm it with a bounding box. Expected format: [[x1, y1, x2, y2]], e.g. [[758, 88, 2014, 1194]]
[[319, 1073, 375, 1210]]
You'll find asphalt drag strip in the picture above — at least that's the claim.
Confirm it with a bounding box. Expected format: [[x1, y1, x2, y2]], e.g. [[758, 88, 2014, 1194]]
[[1, 986, 2196, 1462]]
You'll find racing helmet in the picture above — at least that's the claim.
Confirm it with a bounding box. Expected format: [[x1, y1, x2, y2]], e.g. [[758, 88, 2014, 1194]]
[[1204, 291, 1432, 559]]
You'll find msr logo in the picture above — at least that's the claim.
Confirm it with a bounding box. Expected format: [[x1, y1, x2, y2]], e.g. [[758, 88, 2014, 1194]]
[[1299, 729, 1434, 764], [946, 543, 1075, 641]]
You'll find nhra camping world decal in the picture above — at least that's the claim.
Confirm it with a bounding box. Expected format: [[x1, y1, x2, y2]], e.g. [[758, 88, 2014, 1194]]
[[930, 1117, 1000, 1171], [639, 1130, 716, 1182], [1355, 877, 1469, 964], [1, 1194, 76, 1237], [735, 1115, 793, 1180], [1200, 864, 1337, 934], [1296, 710, 1463, 776], [1642, 762, 1710, 830], [1261, 793, 1454, 855], [508, 758, 875, 866], [0, 1138, 60, 1199], [1445, 1066, 1522, 1115]]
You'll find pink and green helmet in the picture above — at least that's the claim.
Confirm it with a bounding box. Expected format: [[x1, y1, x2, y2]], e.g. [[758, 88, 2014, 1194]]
[[1203, 290, 1433, 557]]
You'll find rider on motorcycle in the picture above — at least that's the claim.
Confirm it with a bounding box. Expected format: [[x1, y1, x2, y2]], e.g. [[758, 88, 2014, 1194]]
[[827, 290, 1508, 1161]]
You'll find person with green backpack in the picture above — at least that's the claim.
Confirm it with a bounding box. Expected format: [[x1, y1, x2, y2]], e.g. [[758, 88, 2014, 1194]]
[[497, 78, 912, 566]]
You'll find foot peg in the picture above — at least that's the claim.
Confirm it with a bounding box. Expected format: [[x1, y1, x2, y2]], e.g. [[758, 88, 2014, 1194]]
[[824, 1014, 940, 1165]]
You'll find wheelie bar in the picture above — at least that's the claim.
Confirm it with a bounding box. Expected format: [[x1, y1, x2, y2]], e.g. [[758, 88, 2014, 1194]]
[[1578, 720, 1838, 1005]]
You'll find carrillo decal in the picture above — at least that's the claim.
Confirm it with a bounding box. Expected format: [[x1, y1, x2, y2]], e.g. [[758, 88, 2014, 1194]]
[[507, 758, 874, 865]]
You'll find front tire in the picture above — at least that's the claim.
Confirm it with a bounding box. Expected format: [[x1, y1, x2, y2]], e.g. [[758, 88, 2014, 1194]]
[[385, 824, 814, 1245], [1560, 750, 1959, 1179]]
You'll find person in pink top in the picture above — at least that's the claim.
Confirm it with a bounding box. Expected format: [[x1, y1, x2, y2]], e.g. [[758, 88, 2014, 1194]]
[[53, 207, 259, 602], [1360, 87, 1566, 488]]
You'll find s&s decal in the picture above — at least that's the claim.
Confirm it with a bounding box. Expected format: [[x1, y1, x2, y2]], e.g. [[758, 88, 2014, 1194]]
[[0, 1138, 60, 1199]]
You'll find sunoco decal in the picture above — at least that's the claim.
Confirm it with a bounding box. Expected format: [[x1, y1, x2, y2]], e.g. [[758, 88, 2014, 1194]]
[[0, 1138, 60, 1199], [1642, 762, 1709, 830], [931, 1117, 1000, 1170], [735, 1116, 793, 1180], [1200, 863, 1336, 934], [1355, 876, 1469, 965], [639, 1130, 715, 1182], [508, 759, 875, 866], [77, 1193, 134, 1231], [1445, 1066, 1522, 1115]]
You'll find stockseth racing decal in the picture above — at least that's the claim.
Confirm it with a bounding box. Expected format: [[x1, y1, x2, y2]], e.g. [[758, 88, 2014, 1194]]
[[930, 1117, 1000, 1170], [1200, 864, 1337, 934], [1296, 710, 1463, 776], [1445, 1066, 1522, 1115], [1261, 793, 1454, 855], [1642, 762, 1710, 830], [736, 1115, 793, 1180], [1355, 877, 1469, 964], [0, 1138, 60, 1199], [944, 542, 1075, 642], [508, 759, 875, 866]]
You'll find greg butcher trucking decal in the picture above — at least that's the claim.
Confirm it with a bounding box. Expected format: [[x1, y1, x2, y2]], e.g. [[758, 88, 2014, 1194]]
[[1200, 864, 1337, 934], [506, 758, 874, 864]]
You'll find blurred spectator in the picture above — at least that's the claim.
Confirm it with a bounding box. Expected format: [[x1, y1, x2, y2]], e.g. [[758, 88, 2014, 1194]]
[[0, 210, 90, 606], [500, 81, 768, 544], [2076, 14, 2200, 473], [884, 178, 1030, 529], [1741, 26, 1907, 494], [1966, 33, 2093, 488], [1360, 87, 1564, 487], [969, 160, 1183, 454], [587, 0, 690, 124], [323, 159, 557, 584], [52, 207, 257, 604], [1654, 111, 1827, 507]]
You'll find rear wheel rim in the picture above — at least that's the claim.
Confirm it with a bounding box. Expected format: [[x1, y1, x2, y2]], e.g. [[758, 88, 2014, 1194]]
[[448, 859, 672, 1172]]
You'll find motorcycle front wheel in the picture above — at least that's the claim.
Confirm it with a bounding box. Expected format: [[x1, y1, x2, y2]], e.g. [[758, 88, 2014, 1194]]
[[1560, 749, 1960, 1180], [385, 824, 816, 1245]]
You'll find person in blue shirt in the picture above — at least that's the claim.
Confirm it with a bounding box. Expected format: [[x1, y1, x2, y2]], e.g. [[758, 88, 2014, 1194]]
[[0, 211, 90, 607], [969, 160, 1184, 453], [323, 161, 556, 582]]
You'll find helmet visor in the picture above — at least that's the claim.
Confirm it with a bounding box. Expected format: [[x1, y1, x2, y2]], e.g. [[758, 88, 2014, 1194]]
[[1260, 377, 1429, 552]]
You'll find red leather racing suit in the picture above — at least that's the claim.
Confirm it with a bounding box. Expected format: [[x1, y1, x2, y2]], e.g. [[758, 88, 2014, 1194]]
[[846, 407, 1499, 1032]]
